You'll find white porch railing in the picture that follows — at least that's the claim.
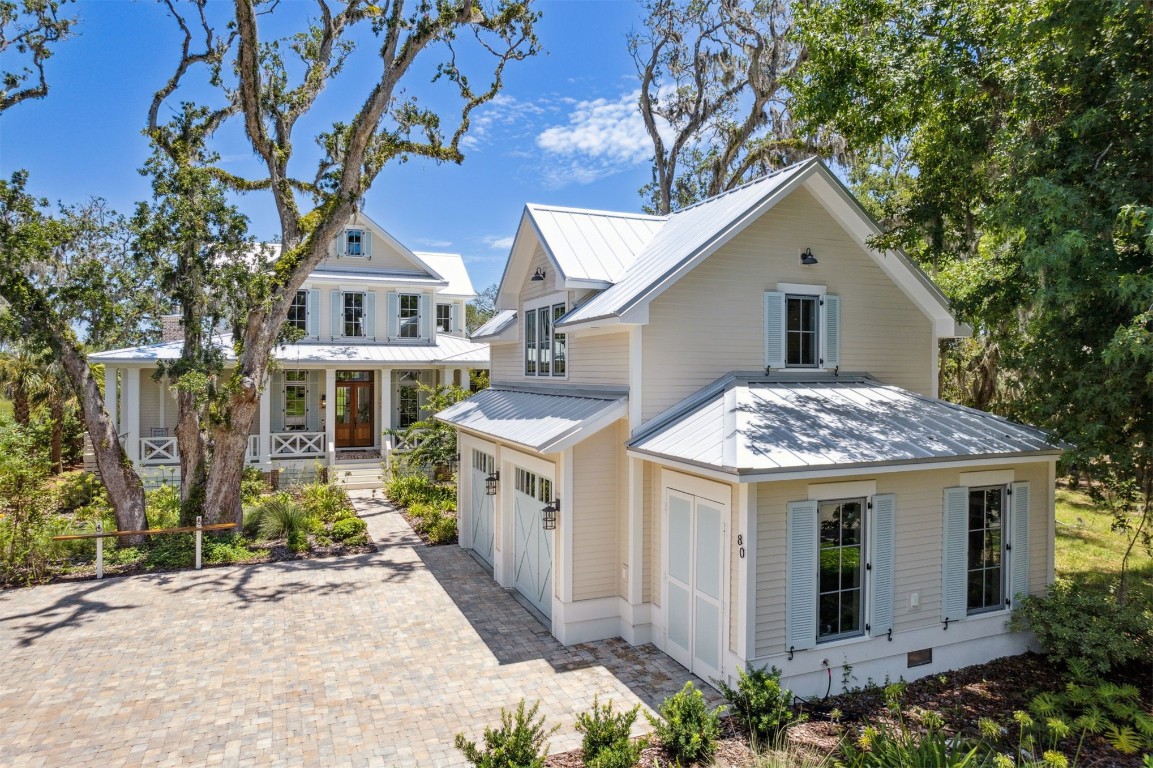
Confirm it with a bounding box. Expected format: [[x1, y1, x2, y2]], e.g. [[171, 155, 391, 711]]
[[391, 429, 429, 453], [270, 431, 325, 458], [140, 436, 178, 465]]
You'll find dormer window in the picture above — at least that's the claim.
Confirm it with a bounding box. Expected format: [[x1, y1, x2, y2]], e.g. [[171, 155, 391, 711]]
[[338, 228, 371, 257]]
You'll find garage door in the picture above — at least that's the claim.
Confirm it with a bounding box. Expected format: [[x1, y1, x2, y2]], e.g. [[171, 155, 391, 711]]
[[469, 450, 496, 567], [513, 467, 554, 619], [665, 488, 726, 683]]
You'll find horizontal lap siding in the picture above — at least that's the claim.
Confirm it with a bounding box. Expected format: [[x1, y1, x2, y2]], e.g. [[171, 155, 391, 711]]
[[490, 342, 521, 382], [139, 373, 161, 435], [323, 234, 420, 272], [1020, 462, 1052, 596], [567, 332, 628, 387], [571, 423, 621, 600], [642, 188, 933, 422]]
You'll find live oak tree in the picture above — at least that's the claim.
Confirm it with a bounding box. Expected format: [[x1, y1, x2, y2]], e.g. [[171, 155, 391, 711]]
[[0, 0, 75, 112], [145, 0, 539, 524], [630, 0, 841, 214], [793, 0, 1152, 598]]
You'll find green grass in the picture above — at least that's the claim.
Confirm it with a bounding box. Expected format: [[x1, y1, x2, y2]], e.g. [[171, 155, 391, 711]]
[[0, 397, 11, 420], [1054, 487, 1153, 604]]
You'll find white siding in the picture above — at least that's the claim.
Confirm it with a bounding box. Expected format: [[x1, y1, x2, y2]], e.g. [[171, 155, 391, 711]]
[[642, 188, 934, 421], [571, 422, 623, 600], [567, 332, 629, 387], [321, 223, 426, 273], [490, 342, 521, 382]]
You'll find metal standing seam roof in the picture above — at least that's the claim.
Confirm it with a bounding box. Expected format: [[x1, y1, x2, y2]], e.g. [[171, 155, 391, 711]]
[[470, 309, 517, 340], [413, 252, 478, 296], [629, 374, 1060, 476], [88, 333, 490, 366], [436, 386, 628, 453], [526, 204, 666, 283]]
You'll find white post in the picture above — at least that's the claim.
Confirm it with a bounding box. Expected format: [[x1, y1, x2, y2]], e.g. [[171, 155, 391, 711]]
[[120, 367, 141, 463], [456, 368, 468, 390], [324, 368, 337, 466], [103, 366, 118, 430], [158, 374, 166, 431], [95, 520, 104, 580], [258, 375, 272, 468], [195, 515, 203, 570], [379, 368, 392, 454]]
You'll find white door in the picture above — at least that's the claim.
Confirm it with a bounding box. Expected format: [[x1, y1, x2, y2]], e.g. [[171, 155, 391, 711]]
[[513, 467, 553, 619], [665, 488, 726, 682], [469, 450, 495, 567]]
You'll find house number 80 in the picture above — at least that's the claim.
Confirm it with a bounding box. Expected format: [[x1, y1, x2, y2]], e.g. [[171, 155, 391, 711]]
[[737, 534, 745, 559]]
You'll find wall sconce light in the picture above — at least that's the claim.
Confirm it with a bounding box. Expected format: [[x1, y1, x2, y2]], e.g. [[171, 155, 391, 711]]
[[485, 470, 500, 496], [800, 247, 819, 266], [541, 498, 560, 530], [530, 267, 546, 282], [320, 394, 327, 408]]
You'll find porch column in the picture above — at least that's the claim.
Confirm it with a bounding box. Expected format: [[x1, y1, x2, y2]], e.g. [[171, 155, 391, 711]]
[[103, 365, 118, 429], [379, 369, 392, 453], [456, 368, 468, 390], [442, 366, 453, 387], [120, 367, 140, 463], [258, 375, 272, 467], [324, 368, 337, 465]]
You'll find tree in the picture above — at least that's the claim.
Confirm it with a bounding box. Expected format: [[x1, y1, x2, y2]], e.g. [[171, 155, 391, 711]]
[[793, 0, 1153, 598], [630, 0, 842, 214], [467, 282, 498, 332], [0, 0, 76, 111], [143, 0, 539, 524]]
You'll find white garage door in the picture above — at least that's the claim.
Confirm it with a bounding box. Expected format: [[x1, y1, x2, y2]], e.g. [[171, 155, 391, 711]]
[[513, 467, 554, 619], [665, 488, 726, 683], [469, 450, 496, 568]]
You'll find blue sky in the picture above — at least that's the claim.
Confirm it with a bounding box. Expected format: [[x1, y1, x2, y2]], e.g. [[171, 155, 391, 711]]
[[0, 0, 660, 292]]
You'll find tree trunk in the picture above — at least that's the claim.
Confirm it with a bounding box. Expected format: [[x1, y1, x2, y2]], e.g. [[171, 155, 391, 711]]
[[56, 341, 147, 545], [201, 374, 262, 525], [175, 388, 207, 526], [49, 394, 63, 474], [12, 382, 30, 426]]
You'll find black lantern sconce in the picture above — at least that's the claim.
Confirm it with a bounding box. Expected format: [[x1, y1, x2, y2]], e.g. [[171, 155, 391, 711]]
[[800, 247, 819, 266], [484, 470, 500, 496], [320, 393, 327, 409], [530, 267, 546, 282], [541, 498, 560, 530]]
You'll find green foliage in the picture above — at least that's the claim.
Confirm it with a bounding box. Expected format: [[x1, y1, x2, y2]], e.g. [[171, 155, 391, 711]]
[[389, 384, 473, 469], [385, 472, 456, 509], [145, 484, 182, 530], [0, 421, 58, 583], [646, 681, 724, 764], [454, 699, 558, 768], [1009, 580, 1153, 676], [837, 684, 983, 767], [575, 697, 645, 768], [716, 664, 799, 747], [245, 494, 314, 552], [406, 500, 458, 544], [299, 481, 352, 524], [330, 516, 367, 545], [53, 471, 104, 512], [240, 467, 270, 506]]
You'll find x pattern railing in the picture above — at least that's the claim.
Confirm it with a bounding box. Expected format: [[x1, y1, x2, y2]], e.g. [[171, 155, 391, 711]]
[[271, 431, 325, 457]]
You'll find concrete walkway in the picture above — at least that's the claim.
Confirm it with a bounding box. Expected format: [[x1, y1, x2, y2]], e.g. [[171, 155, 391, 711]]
[[0, 492, 711, 767]]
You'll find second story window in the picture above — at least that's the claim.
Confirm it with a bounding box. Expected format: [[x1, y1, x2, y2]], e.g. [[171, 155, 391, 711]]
[[787, 295, 819, 367], [287, 290, 308, 333], [343, 292, 366, 337], [399, 294, 420, 338], [345, 229, 365, 257], [765, 287, 840, 370], [436, 303, 452, 334], [524, 301, 567, 378]]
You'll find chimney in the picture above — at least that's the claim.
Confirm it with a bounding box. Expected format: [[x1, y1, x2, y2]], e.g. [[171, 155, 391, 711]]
[[160, 314, 183, 342]]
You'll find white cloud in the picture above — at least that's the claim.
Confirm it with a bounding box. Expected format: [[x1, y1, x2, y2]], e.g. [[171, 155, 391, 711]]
[[482, 234, 515, 250], [414, 237, 453, 249], [535, 91, 651, 184]]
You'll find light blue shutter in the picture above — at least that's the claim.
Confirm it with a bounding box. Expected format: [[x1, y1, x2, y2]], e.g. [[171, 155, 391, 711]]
[[387, 292, 399, 339], [823, 294, 840, 368], [307, 371, 321, 431], [870, 493, 896, 638], [363, 230, 372, 257], [330, 290, 342, 338], [306, 289, 320, 337], [1010, 482, 1030, 606], [764, 291, 785, 369], [942, 486, 969, 622], [364, 292, 376, 339], [269, 372, 284, 433], [336, 231, 347, 257], [419, 294, 432, 339], [786, 500, 818, 653], [450, 304, 461, 334]]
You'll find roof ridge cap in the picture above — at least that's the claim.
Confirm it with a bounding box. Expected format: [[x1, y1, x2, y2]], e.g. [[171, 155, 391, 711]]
[[671, 158, 816, 215]]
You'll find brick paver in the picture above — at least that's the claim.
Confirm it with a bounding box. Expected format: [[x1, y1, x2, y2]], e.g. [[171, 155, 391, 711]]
[[0, 491, 712, 767]]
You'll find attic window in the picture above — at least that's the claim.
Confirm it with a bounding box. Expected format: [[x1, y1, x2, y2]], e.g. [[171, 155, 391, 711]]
[[345, 229, 365, 257]]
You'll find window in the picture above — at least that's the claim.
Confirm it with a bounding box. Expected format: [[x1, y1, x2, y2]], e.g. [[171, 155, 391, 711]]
[[787, 295, 819, 367], [524, 301, 567, 377], [343, 292, 365, 337], [345, 229, 365, 257], [514, 467, 552, 503], [287, 290, 308, 334], [818, 499, 865, 641], [283, 370, 308, 430], [399, 294, 420, 339], [436, 303, 452, 334], [398, 386, 420, 428], [967, 486, 1004, 614]]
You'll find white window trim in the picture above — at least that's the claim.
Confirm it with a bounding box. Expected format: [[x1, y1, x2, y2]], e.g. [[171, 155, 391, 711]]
[[341, 291, 366, 338], [436, 302, 453, 335], [775, 282, 833, 371], [965, 484, 1010, 617], [523, 292, 569, 381], [343, 228, 368, 258], [398, 292, 422, 340], [283, 370, 309, 430], [287, 290, 308, 334]]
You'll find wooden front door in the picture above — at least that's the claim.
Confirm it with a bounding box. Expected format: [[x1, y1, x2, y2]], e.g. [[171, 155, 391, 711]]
[[334, 373, 374, 448]]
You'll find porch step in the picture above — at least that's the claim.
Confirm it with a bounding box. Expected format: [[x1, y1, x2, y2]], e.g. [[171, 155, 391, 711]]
[[331, 463, 385, 490]]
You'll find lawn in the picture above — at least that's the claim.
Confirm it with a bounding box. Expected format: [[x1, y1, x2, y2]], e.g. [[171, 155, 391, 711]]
[[1054, 485, 1153, 604], [0, 397, 11, 420]]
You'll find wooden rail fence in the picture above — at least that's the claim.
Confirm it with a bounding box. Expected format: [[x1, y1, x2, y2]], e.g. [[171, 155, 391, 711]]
[[52, 517, 238, 579]]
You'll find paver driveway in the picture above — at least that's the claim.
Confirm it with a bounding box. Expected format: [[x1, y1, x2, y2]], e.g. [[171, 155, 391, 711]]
[[0, 492, 712, 767]]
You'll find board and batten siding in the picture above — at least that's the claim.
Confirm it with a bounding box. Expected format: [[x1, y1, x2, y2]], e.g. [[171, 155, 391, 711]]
[[571, 421, 623, 601], [754, 462, 1052, 659], [641, 187, 934, 422]]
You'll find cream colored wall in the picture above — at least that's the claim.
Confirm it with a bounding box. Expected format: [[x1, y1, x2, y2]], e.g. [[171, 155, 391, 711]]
[[320, 225, 427, 273], [519, 246, 555, 305], [571, 421, 623, 601], [753, 461, 1054, 659], [645, 461, 657, 605], [311, 286, 435, 341], [490, 341, 521, 382], [641, 187, 934, 421]]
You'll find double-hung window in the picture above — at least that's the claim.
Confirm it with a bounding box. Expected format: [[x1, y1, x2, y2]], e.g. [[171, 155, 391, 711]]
[[283, 371, 308, 431], [287, 290, 308, 334], [345, 229, 365, 257], [787, 295, 820, 367], [786, 490, 895, 653], [524, 301, 567, 377], [765, 286, 840, 370], [343, 292, 366, 337], [399, 294, 420, 338], [436, 303, 452, 334]]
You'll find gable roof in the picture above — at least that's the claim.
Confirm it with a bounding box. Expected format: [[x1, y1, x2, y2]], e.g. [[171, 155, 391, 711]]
[[349, 210, 447, 282], [525, 204, 665, 285], [414, 252, 477, 297], [629, 373, 1059, 480]]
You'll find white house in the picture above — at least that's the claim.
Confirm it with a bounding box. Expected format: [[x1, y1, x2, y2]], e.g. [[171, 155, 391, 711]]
[[90, 213, 488, 488], [437, 158, 1060, 696]]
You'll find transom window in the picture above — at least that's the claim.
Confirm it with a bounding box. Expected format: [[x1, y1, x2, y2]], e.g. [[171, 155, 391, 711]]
[[818, 498, 865, 642], [514, 468, 552, 502], [399, 293, 420, 339], [436, 303, 452, 334], [287, 290, 308, 333], [346, 229, 365, 256], [967, 486, 1004, 614], [524, 302, 567, 377], [787, 295, 819, 367], [343, 292, 365, 337], [283, 370, 307, 430]]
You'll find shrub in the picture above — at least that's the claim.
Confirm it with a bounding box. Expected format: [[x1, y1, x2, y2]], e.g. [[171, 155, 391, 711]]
[[240, 467, 270, 505], [454, 699, 558, 768], [425, 510, 457, 545], [53, 470, 104, 512], [0, 422, 58, 584], [575, 697, 645, 768], [385, 472, 455, 509], [246, 494, 314, 551], [717, 664, 799, 747], [646, 682, 724, 764], [1010, 579, 1153, 676], [146, 484, 182, 530], [300, 481, 351, 523], [331, 516, 368, 545]]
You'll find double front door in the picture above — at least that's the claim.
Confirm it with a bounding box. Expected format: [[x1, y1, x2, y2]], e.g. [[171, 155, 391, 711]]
[[335, 372, 373, 448]]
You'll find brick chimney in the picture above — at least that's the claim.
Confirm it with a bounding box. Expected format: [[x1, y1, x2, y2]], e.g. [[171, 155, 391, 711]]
[[160, 314, 183, 342]]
